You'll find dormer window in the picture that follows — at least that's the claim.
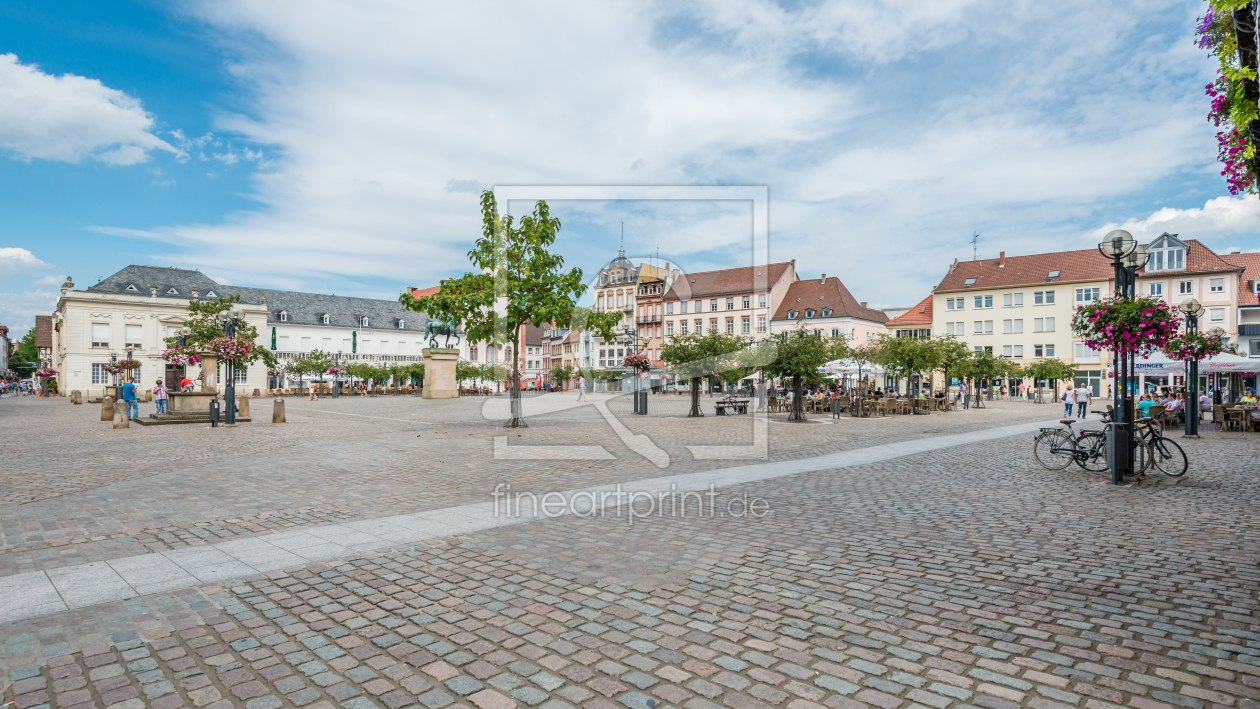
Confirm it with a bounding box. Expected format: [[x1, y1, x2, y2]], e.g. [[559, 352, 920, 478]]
[[361, 316, 369, 327], [1146, 234, 1186, 272], [321, 313, 330, 325], [805, 308, 815, 318], [279, 310, 288, 322], [963, 278, 977, 286], [125, 284, 138, 291], [167, 287, 179, 295], [398, 319, 405, 329], [787, 309, 798, 319], [205, 290, 217, 298], [822, 307, 833, 317]]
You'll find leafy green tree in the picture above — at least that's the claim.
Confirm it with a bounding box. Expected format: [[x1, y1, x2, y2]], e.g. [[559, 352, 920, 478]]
[[401, 191, 619, 426], [876, 335, 942, 399], [763, 329, 843, 421], [455, 360, 481, 393], [550, 364, 575, 389], [661, 330, 749, 417], [956, 349, 1012, 408], [1025, 358, 1077, 403], [304, 350, 334, 386], [10, 329, 38, 377], [931, 336, 972, 394]]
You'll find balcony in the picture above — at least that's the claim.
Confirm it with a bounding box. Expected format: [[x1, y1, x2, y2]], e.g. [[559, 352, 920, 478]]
[[1240, 324, 1260, 336], [636, 314, 662, 325]]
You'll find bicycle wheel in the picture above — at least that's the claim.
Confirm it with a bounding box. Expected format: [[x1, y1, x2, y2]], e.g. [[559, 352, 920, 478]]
[[1153, 437, 1188, 477], [1132, 438, 1152, 475], [1034, 431, 1074, 470], [1075, 432, 1109, 472]]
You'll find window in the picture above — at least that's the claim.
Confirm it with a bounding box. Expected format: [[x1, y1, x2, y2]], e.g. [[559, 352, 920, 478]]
[[726, 318, 734, 334], [680, 301, 687, 314], [1047, 270, 1060, 279], [667, 322, 674, 336], [1045, 344, 1055, 357], [831, 328, 841, 337], [1003, 319, 1012, 334], [984, 295, 993, 308], [758, 316, 766, 332], [695, 300, 703, 313], [91, 323, 110, 347], [1076, 287, 1099, 303], [1045, 290, 1055, 303], [1074, 342, 1101, 362], [470, 346, 478, 361], [974, 321, 983, 334], [1251, 340, 1260, 357], [234, 367, 248, 385], [1210, 308, 1225, 322], [1013, 319, 1023, 333], [710, 299, 718, 312], [300, 336, 312, 351], [680, 321, 688, 334], [956, 321, 965, 333], [398, 320, 405, 329], [974, 296, 983, 308], [709, 318, 718, 331], [1034, 345, 1043, 357], [1013, 293, 1023, 306], [1179, 281, 1193, 295], [205, 291, 217, 298], [92, 364, 111, 385], [964, 278, 977, 286], [1003, 294, 1012, 307], [125, 324, 142, 347], [279, 311, 288, 322], [985, 320, 993, 334], [695, 319, 703, 332], [742, 317, 750, 334], [1045, 317, 1055, 332], [946, 322, 955, 335], [1210, 278, 1225, 293], [1034, 291, 1043, 305], [1034, 318, 1043, 332], [946, 298, 955, 310], [125, 284, 138, 291], [742, 296, 750, 309], [759, 294, 767, 308], [667, 302, 674, 315], [1003, 345, 1012, 357], [975, 346, 984, 352], [1014, 345, 1023, 357], [805, 309, 815, 318], [726, 298, 734, 310], [1149, 283, 1163, 296], [824, 307, 834, 317], [788, 309, 798, 319], [361, 316, 370, 327]]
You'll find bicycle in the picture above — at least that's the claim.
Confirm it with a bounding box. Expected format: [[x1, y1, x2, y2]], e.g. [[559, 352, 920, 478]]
[[1135, 416, 1188, 476], [1033, 414, 1151, 475]]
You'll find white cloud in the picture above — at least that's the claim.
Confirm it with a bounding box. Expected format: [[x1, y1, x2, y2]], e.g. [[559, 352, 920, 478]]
[[0, 53, 178, 165], [0, 290, 57, 336], [105, 0, 1240, 305], [33, 273, 68, 286], [0, 247, 48, 284], [1090, 196, 1260, 243]]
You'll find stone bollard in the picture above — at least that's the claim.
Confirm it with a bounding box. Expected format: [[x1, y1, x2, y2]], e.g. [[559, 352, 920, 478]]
[[238, 396, 251, 419], [71, 390, 82, 405], [101, 396, 115, 421], [113, 400, 129, 429], [273, 398, 286, 423]]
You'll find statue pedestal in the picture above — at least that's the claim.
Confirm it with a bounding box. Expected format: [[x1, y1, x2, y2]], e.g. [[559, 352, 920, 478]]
[[422, 348, 460, 399], [169, 392, 218, 415], [198, 353, 218, 394]]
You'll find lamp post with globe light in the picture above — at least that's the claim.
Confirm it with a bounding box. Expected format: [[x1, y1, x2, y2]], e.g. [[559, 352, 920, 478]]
[[1097, 230, 1149, 484], [1179, 298, 1204, 438], [216, 307, 245, 425]]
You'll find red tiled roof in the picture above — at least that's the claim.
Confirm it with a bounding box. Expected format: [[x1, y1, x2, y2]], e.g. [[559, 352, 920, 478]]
[[523, 324, 544, 346], [35, 315, 52, 349], [1224, 252, 1260, 306], [409, 286, 440, 299], [664, 262, 793, 300], [1172, 239, 1243, 275], [887, 294, 932, 327], [771, 277, 887, 323], [935, 249, 1113, 292]]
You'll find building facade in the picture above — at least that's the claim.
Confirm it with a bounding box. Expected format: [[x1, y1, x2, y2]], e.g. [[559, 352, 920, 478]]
[[663, 261, 796, 342], [769, 274, 889, 343], [53, 266, 431, 396], [1135, 235, 1244, 349], [1224, 252, 1260, 363], [886, 294, 932, 339]]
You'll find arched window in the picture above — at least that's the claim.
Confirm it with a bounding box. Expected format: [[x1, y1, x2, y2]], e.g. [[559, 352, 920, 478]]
[[279, 311, 288, 322]]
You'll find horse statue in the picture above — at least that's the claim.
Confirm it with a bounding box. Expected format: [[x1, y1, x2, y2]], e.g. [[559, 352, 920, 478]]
[[425, 319, 461, 349]]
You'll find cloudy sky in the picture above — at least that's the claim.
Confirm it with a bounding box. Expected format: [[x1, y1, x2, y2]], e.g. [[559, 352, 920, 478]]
[[2, 0, 1257, 336]]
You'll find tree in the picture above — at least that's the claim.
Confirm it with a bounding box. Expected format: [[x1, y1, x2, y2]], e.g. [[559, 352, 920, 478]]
[[401, 191, 619, 426], [455, 360, 481, 393], [165, 295, 276, 369], [876, 335, 942, 401], [842, 339, 882, 395], [10, 329, 38, 377], [931, 336, 972, 394], [660, 331, 748, 417], [956, 349, 1012, 408], [304, 350, 334, 388], [763, 329, 843, 421], [1026, 358, 1077, 403]]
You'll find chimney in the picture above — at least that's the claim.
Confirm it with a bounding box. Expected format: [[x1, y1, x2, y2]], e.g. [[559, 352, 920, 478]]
[[950, 258, 958, 273], [820, 273, 827, 284], [998, 251, 1006, 268], [860, 301, 867, 308]]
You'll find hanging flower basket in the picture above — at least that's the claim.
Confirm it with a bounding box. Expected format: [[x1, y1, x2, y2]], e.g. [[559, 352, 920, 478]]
[[34, 367, 57, 378], [327, 365, 348, 376], [1163, 330, 1225, 362], [204, 335, 256, 362], [117, 359, 142, 371], [1071, 296, 1180, 357], [161, 345, 201, 367], [623, 352, 652, 372]]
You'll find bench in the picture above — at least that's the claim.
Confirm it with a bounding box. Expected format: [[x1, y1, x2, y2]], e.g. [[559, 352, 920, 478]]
[[715, 400, 750, 415]]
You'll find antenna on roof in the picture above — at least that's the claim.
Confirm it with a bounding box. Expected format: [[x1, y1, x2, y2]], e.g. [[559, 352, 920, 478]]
[[971, 232, 980, 261], [619, 222, 625, 258]]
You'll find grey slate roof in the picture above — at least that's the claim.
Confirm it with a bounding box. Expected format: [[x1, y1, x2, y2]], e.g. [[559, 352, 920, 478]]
[[84, 265, 434, 332]]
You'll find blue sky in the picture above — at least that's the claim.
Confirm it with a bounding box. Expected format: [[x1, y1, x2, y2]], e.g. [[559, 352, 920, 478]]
[[3, 0, 1258, 337]]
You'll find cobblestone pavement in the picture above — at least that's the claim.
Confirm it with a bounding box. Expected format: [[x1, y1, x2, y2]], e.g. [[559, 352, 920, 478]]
[[2, 394, 1258, 709], [0, 394, 1056, 575]]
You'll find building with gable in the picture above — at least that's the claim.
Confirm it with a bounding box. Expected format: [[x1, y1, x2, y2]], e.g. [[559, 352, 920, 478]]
[[770, 274, 889, 344]]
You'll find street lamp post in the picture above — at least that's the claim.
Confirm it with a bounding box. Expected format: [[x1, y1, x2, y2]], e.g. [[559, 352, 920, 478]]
[[620, 327, 646, 414], [109, 350, 118, 392], [1097, 229, 1149, 485], [216, 307, 244, 425], [1179, 298, 1203, 438]]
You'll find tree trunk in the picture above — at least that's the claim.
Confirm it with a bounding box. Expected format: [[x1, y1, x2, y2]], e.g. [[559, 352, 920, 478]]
[[688, 376, 703, 417], [507, 326, 526, 427], [788, 373, 806, 421]]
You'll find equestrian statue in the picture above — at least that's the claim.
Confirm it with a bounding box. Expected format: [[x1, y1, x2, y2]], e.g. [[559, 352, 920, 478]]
[[425, 319, 461, 349]]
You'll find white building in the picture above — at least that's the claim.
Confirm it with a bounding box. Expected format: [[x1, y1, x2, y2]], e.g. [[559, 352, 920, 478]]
[[52, 265, 432, 396]]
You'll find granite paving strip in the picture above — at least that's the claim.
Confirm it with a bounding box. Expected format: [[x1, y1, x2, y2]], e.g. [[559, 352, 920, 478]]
[[0, 417, 1064, 623]]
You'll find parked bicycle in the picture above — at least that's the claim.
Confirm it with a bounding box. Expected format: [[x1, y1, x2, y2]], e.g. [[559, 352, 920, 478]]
[[1033, 413, 1151, 475], [1135, 416, 1187, 476]]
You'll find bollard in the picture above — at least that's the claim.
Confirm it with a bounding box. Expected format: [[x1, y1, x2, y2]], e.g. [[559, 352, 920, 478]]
[[72, 390, 83, 405], [273, 398, 286, 423], [101, 396, 115, 421], [238, 395, 250, 419], [113, 400, 129, 429], [209, 398, 220, 427]]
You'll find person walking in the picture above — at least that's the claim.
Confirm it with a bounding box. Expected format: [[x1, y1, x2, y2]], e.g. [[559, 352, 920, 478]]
[[1063, 384, 1075, 417], [960, 381, 969, 409], [153, 379, 169, 415], [1078, 386, 1091, 418], [122, 377, 139, 420], [308, 380, 318, 401], [576, 375, 587, 401]]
